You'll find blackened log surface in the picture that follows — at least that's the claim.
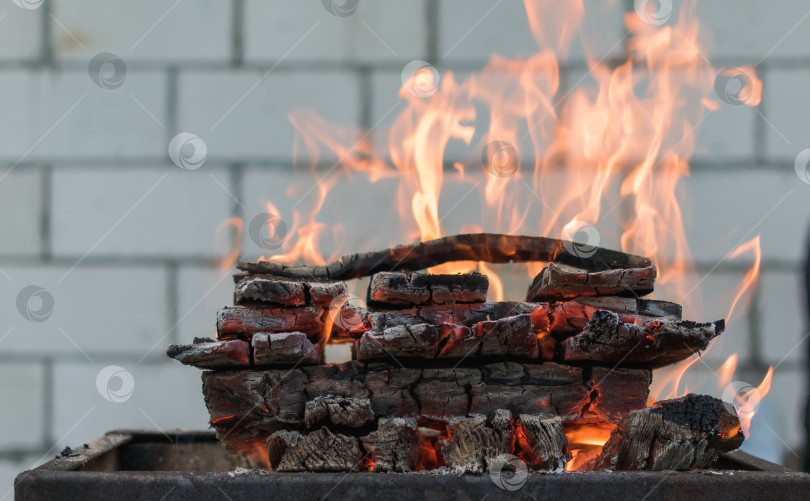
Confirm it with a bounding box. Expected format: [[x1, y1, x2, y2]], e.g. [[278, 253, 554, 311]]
[[586, 367, 651, 422], [478, 314, 538, 358], [203, 361, 633, 451], [594, 394, 744, 471], [515, 414, 570, 470], [167, 339, 250, 368], [368, 272, 488, 306], [440, 411, 514, 473], [355, 324, 440, 361], [234, 274, 347, 307], [361, 417, 424, 472], [527, 264, 656, 301], [252, 332, 321, 366], [267, 428, 363, 472], [562, 310, 723, 368], [237, 233, 653, 280], [216, 306, 325, 339], [304, 395, 374, 429]]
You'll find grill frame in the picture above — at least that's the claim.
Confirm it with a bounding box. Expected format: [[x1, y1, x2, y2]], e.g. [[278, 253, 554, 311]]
[[15, 430, 810, 501]]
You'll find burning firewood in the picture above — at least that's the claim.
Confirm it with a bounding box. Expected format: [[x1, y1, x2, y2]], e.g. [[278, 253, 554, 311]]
[[234, 274, 347, 307], [368, 271, 488, 306], [268, 428, 363, 472], [304, 395, 374, 429], [252, 332, 321, 366], [167, 339, 250, 368], [585, 367, 653, 422], [237, 233, 653, 280], [201, 360, 648, 452], [526, 264, 656, 301], [355, 324, 441, 360], [217, 305, 325, 339], [561, 310, 724, 369], [439, 410, 514, 473], [360, 417, 425, 472], [514, 414, 570, 470], [594, 394, 744, 471]]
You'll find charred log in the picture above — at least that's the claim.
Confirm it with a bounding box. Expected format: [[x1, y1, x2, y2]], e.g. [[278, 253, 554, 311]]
[[304, 395, 374, 429], [217, 306, 325, 340], [267, 428, 363, 472], [562, 310, 723, 368], [439, 410, 514, 473], [234, 274, 347, 307], [355, 324, 440, 361], [237, 233, 653, 280], [514, 414, 570, 470], [252, 332, 321, 366], [368, 271, 488, 306], [167, 339, 250, 369], [594, 394, 744, 471], [526, 264, 656, 301], [360, 417, 425, 472]]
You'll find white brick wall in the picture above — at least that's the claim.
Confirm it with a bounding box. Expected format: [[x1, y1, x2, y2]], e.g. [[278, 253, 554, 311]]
[[0, 2, 808, 493]]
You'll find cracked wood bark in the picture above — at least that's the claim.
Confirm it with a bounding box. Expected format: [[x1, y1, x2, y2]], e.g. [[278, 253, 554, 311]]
[[202, 361, 620, 451], [594, 394, 744, 471], [167, 339, 250, 369], [304, 396, 374, 428], [360, 417, 425, 472], [267, 428, 363, 472], [217, 305, 325, 340], [561, 309, 724, 369], [526, 264, 656, 301], [234, 274, 347, 307], [514, 414, 570, 470], [368, 271, 488, 306], [252, 332, 321, 366], [237, 233, 653, 280], [440, 410, 514, 473], [355, 324, 441, 361], [585, 367, 652, 422], [356, 314, 537, 361]]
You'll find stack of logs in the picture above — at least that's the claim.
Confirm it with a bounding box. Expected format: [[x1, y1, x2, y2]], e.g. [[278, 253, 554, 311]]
[[168, 234, 743, 473]]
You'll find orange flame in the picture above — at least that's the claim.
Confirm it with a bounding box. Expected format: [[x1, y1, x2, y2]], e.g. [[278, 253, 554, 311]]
[[726, 236, 761, 325]]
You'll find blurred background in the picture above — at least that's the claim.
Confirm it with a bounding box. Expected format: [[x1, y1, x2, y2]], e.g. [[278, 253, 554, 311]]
[[1, 0, 809, 494]]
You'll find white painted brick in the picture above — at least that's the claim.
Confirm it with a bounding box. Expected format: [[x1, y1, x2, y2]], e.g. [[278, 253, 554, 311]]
[[175, 266, 234, 343], [0, 70, 166, 161], [0, 364, 44, 449], [0, 7, 41, 60], [245, 0, 427, 63], [36, 71, 168, 159], [0, 168, 40, 256], [695, 0, 810, 59], [52, 362, 209, 449], [177, 71, 360, 161], [681, 170, 810, 263], [438, 0, 625, 63], [763, 68, 810, 162], [51, 0, 231, 62], [51, 167, 232, 257], [759, 270, 807, 365], [0, 266, 168, 355], [694, 103, 756, 162]]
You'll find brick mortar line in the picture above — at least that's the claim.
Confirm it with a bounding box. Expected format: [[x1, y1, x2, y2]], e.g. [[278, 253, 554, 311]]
[[166, 66, 179, 142], [40, 0, 53, 65], [426, 0, 438, 65], [754, 68, 767, 165], [166, 262, 179, 346], [42, 358, 54, 450], [232, 0, 245, 67], [40, 165, 52, 261]]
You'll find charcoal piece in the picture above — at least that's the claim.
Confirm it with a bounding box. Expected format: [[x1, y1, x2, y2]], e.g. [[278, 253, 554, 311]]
[[527, 263, 656, 301], [361, 417, 425, 472], [514, 414, 570, 470], [167, 339, 250, 368], [439, 410, 513, 474], [267, 428, 363, 472], [234, 274, 347, 306], [304, 395, 374, 428], [216, 305, 325, 339], [355, 324, 440, 360], [368, 271, 488, 305], [252, 332, 321, 366]]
